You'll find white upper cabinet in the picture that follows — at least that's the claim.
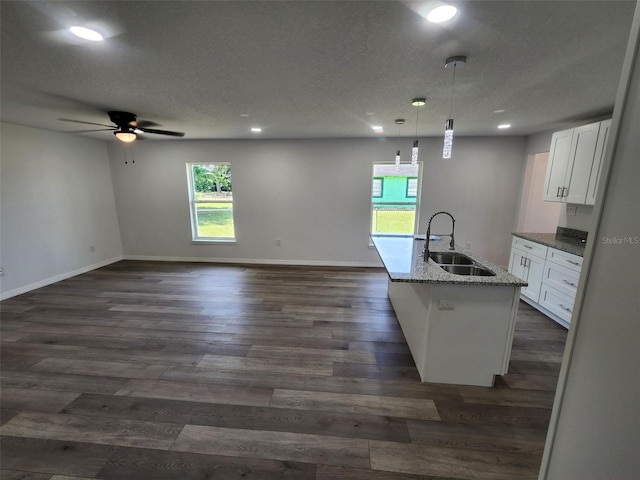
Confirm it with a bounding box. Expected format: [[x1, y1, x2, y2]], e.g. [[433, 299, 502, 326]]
[[586, 119, 611, 205], [543, 128, 574, 202], [543, 119, 610, 205], [564, 123, 600, 203]]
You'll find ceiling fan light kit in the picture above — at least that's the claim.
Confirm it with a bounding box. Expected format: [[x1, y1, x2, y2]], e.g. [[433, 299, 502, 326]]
[[114, 130, 136, 143]]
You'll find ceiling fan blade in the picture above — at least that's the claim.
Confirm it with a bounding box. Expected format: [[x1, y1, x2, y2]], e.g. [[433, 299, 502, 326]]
[[59, 118, 114, 128], [135, 120, 160, 128], [137, 127, 185, 137], [69, 128, 116, 133]]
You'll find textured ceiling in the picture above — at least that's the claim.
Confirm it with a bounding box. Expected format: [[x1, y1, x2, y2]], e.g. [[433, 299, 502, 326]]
[[1, 0, 637, 141]]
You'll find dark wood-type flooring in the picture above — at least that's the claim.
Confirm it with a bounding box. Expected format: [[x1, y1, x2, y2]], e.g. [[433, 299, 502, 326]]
[[0, 261, 567, 479]]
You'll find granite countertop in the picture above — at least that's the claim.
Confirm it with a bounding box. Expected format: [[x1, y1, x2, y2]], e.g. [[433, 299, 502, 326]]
[[371, 235, 528, 286], [511, 231, 586, 257]]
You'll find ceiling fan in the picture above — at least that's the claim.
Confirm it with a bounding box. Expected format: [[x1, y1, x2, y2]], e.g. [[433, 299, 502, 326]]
[[60, 111, 185, 142]]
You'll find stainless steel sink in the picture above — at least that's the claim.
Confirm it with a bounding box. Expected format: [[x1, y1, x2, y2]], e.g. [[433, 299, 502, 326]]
[[439, 264, 496, 276], [429, 252, 474, 265]]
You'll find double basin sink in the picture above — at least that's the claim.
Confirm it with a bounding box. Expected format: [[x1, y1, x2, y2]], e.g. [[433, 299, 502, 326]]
[[429, 251, 496, 277]]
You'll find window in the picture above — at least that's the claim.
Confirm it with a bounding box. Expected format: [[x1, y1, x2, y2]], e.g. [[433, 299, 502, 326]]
[[406, 177, 418, 198], [370, 163, 421, 235], [187, 163, 235, 241]]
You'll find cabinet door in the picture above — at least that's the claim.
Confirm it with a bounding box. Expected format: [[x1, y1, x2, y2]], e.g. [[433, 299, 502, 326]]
[[543, 129, 573, 202], [521, 253, 544, 303], [508, 249, 526, 280], [510, 248, 544, 303], [585, 119, 611, 205], [565, 122, 601, 204]]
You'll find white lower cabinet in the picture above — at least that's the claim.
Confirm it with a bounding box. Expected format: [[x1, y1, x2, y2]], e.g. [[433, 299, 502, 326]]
[[509, 247, 544, 302], [539, 285, 575, 325], [509, 235, 583, 328]]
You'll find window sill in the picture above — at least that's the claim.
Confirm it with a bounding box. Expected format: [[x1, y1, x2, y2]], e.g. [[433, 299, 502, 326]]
[[192, 238, 237, 245]]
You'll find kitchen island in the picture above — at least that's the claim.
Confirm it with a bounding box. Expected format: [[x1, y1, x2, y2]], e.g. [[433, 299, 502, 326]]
[[371, 235, 527, 387]]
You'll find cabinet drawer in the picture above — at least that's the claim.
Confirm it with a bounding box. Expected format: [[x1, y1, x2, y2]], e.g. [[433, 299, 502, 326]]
[[539, 285, 575, 325], [546, 248, 583, 271], [512, 237, 547, 259], [542, 261, 580, 298]]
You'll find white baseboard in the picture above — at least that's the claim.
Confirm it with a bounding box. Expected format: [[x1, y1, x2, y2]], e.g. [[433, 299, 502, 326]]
[[123, 254, 383, 268], [0, 255, 124, 301]]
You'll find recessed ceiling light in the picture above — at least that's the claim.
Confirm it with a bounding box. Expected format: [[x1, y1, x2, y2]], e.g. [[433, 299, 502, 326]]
[[427, 5, 458, 23], [493, 109, 505, 114], [372, 125, 384, 133], [69, 26, 104, 42], [251, 127, 262, 133], [240, 113, 250, 117], [498, 124, 511, 129]]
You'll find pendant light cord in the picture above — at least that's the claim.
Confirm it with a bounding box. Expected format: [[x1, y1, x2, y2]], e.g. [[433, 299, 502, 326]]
[[415, 106, 420, 138]]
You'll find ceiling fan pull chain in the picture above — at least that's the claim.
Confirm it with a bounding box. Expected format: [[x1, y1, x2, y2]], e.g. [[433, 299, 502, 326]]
[[130, 144, 135, 164]]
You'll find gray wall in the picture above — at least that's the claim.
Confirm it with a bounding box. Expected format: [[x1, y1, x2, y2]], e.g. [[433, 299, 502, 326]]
[[541, 5, 640, 478], [108, 135, 526, 267], [0, 123, 123, 299]]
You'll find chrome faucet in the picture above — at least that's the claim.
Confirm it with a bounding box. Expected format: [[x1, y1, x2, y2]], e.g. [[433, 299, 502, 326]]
[[424, 211, 456, 261]]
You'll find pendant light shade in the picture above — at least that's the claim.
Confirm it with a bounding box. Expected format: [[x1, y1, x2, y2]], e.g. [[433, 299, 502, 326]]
[[443, 118, 454, 159], [411, 98, 425, 166], [443, 56, 466, 159]]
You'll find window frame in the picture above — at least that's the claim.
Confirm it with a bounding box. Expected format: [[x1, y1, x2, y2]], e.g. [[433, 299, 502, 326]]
[[369, 162, 422, 238], [372, 177, 384, 198], [186, 162, 236, 243], [406, 177, 418, 198]]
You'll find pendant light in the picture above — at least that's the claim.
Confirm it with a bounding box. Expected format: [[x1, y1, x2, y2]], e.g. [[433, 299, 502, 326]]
[[411, 98, 426, 166], [394, 118, 405, 171], [443, 55, 466, 160]]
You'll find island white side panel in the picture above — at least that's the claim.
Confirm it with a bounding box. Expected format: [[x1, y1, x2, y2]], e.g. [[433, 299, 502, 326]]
[[424, 284, 519, 386], [387, 279, 519, 386], [387, 279, 431, 377]]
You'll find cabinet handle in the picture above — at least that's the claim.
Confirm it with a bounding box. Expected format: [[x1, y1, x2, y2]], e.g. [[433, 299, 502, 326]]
[[523, 245, 533, 249], [525, 258, 530, 268], [559, 304, 572, 313], [556, 187, 562, 198], [566, 259, 580, 266], [562, 186, 568, 197], [520, 256, 524, 266], [562, 279, 577, 287]]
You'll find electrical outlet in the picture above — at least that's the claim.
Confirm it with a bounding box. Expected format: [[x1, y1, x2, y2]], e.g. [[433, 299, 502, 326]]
[[465, 241, 472, 249], [275, 239, 282, 246], [89, 245, 96, 253], [438, 299, 454, 310], [567, 206, 577, 216]]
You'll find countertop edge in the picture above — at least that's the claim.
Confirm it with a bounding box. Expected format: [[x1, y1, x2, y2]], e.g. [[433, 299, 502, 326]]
[[371, 235, 528, 287], [512, 232, 586, 257]]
